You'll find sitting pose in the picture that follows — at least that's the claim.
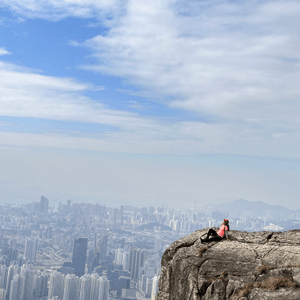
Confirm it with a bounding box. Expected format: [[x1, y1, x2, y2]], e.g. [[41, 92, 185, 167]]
[[200, 219, 229, 243]]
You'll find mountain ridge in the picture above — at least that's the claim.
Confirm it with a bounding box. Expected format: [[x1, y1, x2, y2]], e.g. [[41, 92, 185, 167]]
[[203, 198, 299, 218]]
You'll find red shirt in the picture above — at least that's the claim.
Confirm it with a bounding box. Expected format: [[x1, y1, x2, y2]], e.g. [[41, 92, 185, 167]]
[[217, 224, 228, 238]]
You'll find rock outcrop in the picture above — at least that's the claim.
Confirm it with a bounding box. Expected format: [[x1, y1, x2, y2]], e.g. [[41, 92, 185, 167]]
[[156, 229, 300, 300]]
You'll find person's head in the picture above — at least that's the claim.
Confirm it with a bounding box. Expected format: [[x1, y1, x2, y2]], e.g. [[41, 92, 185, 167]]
[[223, 219, 229, 225]]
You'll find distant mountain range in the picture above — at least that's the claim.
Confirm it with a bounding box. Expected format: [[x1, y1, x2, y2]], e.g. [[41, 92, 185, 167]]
[[205, 198, 299, 218]]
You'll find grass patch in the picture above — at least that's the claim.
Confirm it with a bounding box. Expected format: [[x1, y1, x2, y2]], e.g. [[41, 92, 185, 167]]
[[253, 276, 300, 291], [253, 263, 276, 276], [231, 282, 253, 299], [254, 262, 300, 277], [232, 276, 300, 299], [284, 263, 300, 268]]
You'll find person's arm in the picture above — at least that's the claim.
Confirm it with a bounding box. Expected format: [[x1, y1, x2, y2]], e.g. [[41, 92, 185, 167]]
[[225, 226, 229, 240]]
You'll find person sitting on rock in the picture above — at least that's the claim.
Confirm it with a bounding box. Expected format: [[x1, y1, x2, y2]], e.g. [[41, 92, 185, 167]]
[[200, 219, 230, 243]]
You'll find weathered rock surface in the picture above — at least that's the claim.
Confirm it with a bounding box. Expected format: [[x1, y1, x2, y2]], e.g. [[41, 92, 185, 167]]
[[156, 229, 300, 300]]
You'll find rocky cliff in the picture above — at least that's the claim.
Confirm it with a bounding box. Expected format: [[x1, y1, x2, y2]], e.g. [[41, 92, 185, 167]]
[[156, 229, 300, 300]]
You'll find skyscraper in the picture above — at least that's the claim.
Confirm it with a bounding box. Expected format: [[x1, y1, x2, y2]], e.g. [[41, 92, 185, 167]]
[[128, 247, 144, 281], [146, 278, 153, 298], [90, 273, 100, 300], [0, 289, 5, 300], [98, 276, 109, 300], [35, 272, 48, 298], [8, 276, 19, 300], [40, 196, 49, 213], [62, 274, 80, 300], [5, 264, 19, 300], [0, 266, 7, 289], [46, 226, 53, 239], [9, 274, 25, 300], [24, 238, 38, 262], [21, 265, 35, 300], [79, 274, 92, 300], [151, 275, 160, 300], [48, 271, 65, 300], [98, 235, 108, 260], [72, 238, 88, 277]]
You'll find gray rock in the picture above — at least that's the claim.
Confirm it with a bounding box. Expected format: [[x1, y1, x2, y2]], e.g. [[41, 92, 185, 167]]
[[248, 288, 300, 300], [156, 229, 300, 300]]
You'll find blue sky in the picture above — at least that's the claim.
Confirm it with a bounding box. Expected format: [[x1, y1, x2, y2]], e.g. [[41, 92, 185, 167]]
[[1, 0, 300, 209]]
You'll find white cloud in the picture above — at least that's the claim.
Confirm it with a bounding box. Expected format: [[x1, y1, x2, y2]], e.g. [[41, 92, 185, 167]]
[[0, 47, 11, 55], [1, 0, 300, 160], [0, 61, 156, 130], [0, 56, 299, 160], [0, 0, 120, 20], [67, 0, 300, 157], [80, 0, 300, 116]]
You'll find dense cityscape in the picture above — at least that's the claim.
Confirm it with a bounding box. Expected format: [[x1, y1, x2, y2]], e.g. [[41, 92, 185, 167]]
[[0, 196, 299, 300]]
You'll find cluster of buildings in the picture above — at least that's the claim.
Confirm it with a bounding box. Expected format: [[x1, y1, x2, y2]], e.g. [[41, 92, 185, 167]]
[[0, 197, 172, 300], [0, 196, 298, 300]]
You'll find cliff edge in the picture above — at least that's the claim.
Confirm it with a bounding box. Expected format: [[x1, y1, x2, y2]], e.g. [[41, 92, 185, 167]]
[[156, 229, 300, 300]]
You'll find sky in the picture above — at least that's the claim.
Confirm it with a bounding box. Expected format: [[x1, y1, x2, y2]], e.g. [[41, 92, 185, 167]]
[[0, 0, 300, 209]]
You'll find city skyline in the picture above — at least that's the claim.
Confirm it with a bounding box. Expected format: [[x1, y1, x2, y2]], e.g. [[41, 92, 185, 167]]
[[0, 195, 299, 300], [1, 0, 300, 209]]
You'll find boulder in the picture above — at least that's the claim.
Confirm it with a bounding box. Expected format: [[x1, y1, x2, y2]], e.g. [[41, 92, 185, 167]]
[[156, 229, 300, 300]]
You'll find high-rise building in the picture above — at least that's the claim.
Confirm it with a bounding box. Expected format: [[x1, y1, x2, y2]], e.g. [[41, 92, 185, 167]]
[[46, 226, 53, 239], [98, 276, 109, 300], [90, 273, 100, 300], [115, 249, 129, 271], [122, 252, 129, 271], [145, 278, 153, 298], [98, 235, 108, 260], [8, 276, 18, 300], [62, 274, 80, 300], [5, 264, 19, 300], [35, 273, 48, 297], [40, 196, 49, 213], [112, 209, 118, 227], [117, 276, 130, 297], [24, 239, 38, 262], [0, 289, 5, 300], [151, 275, 160, 300], [114, 249, 123, 265], [79, 274, 91, 300], [0, 266, 7, 289], [139, 265, 155, 297], [9, 274, 25, 300], [72, 238, 88, 277], [87, 249, 99, 274], [48, 271, 65, 300], [128, 247, 144, 281], [21, 265, 35, 300]]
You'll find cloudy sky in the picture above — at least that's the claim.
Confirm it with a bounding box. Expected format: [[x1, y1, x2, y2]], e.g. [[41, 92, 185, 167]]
[[0, 0, 300, 209]]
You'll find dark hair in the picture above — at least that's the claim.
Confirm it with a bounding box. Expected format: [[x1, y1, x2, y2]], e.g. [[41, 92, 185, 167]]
[[224, 219, 230, 230]]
